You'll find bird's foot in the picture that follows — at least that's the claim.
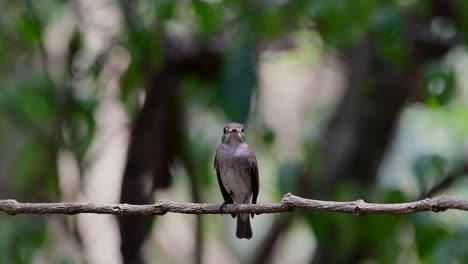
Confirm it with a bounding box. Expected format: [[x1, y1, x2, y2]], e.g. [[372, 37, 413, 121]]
[[219, 202, 228, 215]]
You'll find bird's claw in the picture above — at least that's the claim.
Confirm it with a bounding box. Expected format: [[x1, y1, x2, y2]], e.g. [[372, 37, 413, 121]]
[[219, 202, 228, 215]]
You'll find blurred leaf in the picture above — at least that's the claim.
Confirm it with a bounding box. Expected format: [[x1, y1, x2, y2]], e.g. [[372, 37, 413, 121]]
[[193, 0, 223, 37], [258, 8, 283, 38], [261, 126, 275, 146], [411, 213, 450, 260], [303, 212, 357, 264], [54, 257, 76, 264], [307, 0, 374, 47], [361, 214, 399, 245], [188, 135, 215, 186], [9, 83, 54, 125], [17, 14, 42, 46], [306, 187, 406, 263], [277, 162, 301, 197], [0, 31, 6, 62], [219, 36, 257, 123], [67, 97, 97, 158], [412, 154, 447, 193], [451, 106, 468, 135], [455, 0, 468, 43], [121, 24, 162, 113], [372, 7, 408, 67], [333, 214, 359, 261], [378, 189, 406, 203], [0, 111, 5, 142], [0, 216, 47, 264], [13, 138, 58, 197], [120, 60, 142, 113], [433, 227, 468, 263], [154, 0, 176, 21], [332, 181, 361, 201], [182, 75, 220, 109], [362, 190, 406, 262], [302, 136, 322, 169], [423, 62, 456, 106], [13, 140, 49, 192]]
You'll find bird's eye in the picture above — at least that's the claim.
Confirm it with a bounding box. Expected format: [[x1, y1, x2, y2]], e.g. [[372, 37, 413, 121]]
[[223, 127, 227, 134], [241, 127, 244, 133]]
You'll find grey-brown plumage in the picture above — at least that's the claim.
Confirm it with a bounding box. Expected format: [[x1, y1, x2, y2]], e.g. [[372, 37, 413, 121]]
[[214, 122, 259, 239]]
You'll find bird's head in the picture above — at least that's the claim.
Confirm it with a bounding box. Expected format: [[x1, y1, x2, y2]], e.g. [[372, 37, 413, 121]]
[[221, 122, 246, 145]]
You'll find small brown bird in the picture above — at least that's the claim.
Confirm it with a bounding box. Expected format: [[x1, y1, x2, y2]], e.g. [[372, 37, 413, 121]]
[[214, 122, 259, 239]]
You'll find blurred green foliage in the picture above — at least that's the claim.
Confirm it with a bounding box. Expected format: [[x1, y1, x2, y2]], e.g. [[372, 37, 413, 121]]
[[0, 0, 467, 263], [0, 217, 47, 264], [413, 154, 448, 194], [424, 62, 456, 106], [220, 36, 257, 124]]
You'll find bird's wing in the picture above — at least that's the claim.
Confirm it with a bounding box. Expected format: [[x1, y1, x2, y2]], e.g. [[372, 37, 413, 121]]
[[214, 149, 235, 218], [250, 148, 259, 218]]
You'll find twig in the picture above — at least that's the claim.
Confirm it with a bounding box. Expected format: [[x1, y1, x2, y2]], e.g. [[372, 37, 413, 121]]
[[1, 193, 468, 216], [420, 163, 468, 199]]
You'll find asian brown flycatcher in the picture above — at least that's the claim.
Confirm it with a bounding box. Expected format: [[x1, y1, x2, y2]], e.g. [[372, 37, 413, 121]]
[[214, 122, 259, 239]]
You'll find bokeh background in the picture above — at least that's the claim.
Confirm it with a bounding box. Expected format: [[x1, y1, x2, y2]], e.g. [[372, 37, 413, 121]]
[[1, 0, 468, 263]]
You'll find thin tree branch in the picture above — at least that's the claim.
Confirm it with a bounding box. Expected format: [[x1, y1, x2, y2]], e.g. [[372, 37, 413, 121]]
[[1, 193, 468, 216], [420, 163, 468, 199]]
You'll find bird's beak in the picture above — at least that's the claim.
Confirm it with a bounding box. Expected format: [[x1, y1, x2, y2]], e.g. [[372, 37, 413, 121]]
[[226, 129, 243, 143]]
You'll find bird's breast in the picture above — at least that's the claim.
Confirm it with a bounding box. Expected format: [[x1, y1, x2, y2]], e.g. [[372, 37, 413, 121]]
[[217, 145, 253, 204]]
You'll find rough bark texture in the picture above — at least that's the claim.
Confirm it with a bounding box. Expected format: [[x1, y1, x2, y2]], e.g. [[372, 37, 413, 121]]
[[1, 193, 468, 216]]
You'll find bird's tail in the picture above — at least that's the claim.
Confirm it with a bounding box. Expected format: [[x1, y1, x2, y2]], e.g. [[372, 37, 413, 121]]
[[236, 214, 252, 239]]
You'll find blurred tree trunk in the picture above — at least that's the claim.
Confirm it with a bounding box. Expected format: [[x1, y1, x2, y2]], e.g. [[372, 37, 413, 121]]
[[119, 69, 182, 264], [118, 33, 223, 263]]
